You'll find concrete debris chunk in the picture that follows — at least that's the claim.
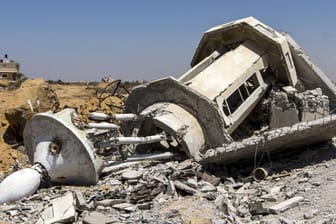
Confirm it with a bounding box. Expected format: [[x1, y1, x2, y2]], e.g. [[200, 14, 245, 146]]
[[0, 205, 18, 212], [186, 178, 198, 189], [167, 179, 177, 196], [121, 169, 143, 180], [74, 190, 86, 208], [176, 159, 193, 170], [303, 209, 318, 219], [96, 198, 127, 207], [198, 171, 221, 186], [112, 203, 137, 212], [83, 211, 113, 224], [36, 192, 77, 224], [136, 202, 152, 210], [173, 180, 198, 195], [101, 161, 144, 175], [268, 196, 304, 214], [199, 181, 217, 192]]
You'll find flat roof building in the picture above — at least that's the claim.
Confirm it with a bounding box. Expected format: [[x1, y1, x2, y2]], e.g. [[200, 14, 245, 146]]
[[0, 54, 21, 80]]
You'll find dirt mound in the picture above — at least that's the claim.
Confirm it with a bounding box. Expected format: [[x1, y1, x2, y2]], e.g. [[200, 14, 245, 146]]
[[5, 78, 59, 139], [0, 80, 10, 88], [0, 78, 60, 173], [76, 94, 124, 122], [52, 82, 125, 122]]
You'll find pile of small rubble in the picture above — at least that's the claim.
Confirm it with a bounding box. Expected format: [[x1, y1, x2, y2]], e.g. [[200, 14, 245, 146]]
[[1, 139, 335, 224]]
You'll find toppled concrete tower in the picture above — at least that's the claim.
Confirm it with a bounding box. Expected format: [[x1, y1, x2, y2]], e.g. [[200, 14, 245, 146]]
[[124, 17, 336, 162]]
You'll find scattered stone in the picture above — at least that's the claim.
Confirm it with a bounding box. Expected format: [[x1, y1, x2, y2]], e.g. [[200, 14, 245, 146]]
[[303, 209, 318, 219], [232, 182, 244, 189], [119, 213, 130, 219], [260, 194, 277, 202], [0, 205, 17, 212], [136, 202, 152, 210], [74, 190, 86, 208], [186, 178, 198, 189], [327, 177, 335, 181], [270, 186, 282, 195], [268, 196, 304, 214], [96, 205, 105, 211], [121, 169, 143, 180], [174, 180, 198, 195], [0, 131, 334, 223], [200, 171, 221, 186], [224, 177, 236, 185], [7, 210, 18, 216], [237, 206, 249, 217], [167, 179, 177, 196], [176, 159, 192, 170], [113, 203, 137, 212], [199, 181, 217, 192], [96, 198, 127, 206], [83, 211, 111, 224], [303, 171, 313, 178], [278, 217, 297, 224], [311, 181, 321, 187], [285, 190, 296, 199], [298, 178, 309, 183], [36, 192, 77, 224], [248, 200, 270, 215]]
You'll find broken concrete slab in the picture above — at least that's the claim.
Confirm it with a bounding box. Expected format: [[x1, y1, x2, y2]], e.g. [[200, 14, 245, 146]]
[[74, 190, 86, 208], [112, 203, 137, 212], [199, 181, 217, 192], [121, 169, 143, 180], [198, 171, 221, 186], [95, 199, 127, 207], [268, 196, 304, 214], [83, 211, 114, 224], [174, 180, 198, 195], [202, 115, 336, 164], [176, 159, 193, 170], [101, 161, 144, 175], [269, 91, 299, 129], [36, 192, 77, 224]]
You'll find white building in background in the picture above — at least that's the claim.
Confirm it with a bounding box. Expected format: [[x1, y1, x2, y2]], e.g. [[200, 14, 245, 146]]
[[0, 54, 21, 80]]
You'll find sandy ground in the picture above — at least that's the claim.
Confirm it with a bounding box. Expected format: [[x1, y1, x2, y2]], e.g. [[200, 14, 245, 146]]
[[0, 84, 34, 172]]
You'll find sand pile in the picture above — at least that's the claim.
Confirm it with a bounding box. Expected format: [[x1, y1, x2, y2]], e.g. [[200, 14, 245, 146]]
[[5, 78, 59, 138]]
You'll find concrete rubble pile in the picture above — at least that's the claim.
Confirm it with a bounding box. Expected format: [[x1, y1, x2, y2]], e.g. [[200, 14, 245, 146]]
[[1, 17, 336, 223], [1, 139, 336, 223]]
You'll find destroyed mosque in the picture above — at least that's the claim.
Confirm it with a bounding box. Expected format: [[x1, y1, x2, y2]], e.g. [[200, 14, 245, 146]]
[[0, 16, 336, 214]]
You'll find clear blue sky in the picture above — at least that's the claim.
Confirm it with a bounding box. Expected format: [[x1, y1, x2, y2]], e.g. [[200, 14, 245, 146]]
[[1, 0, 335, 81]]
